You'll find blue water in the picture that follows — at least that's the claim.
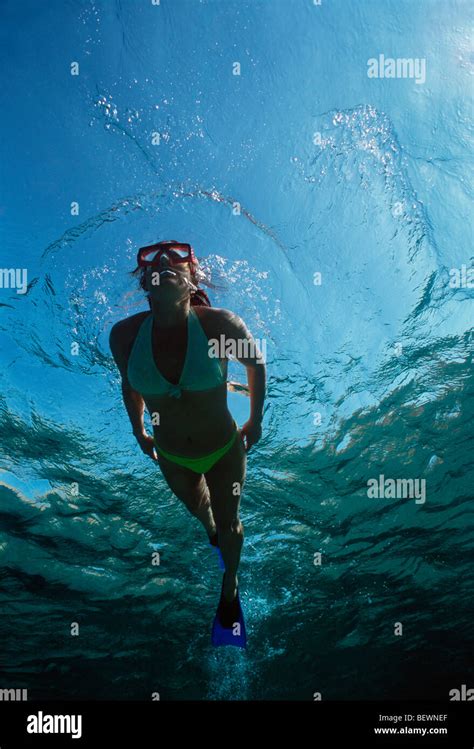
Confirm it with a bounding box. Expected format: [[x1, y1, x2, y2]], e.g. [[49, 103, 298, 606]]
[[0, 0, 473, 700]]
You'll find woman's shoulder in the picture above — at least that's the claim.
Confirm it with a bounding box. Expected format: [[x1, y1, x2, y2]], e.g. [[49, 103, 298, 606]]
[[192, 305, 236, 321], [193, 306, 248, 340], [109, 310, 150, 348], [193, 304, 232, 330]]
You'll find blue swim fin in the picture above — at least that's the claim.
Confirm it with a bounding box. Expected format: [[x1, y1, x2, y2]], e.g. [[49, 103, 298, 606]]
[[211, 580, 247, 648]]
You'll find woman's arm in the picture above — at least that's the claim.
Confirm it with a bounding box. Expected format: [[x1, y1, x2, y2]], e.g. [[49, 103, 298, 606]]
[[219, 310, 267, 450], [246, 362, 266, 424], [109, 321, 145, 430], [109, 322, 155, 459], [120, 382, 146, 438]]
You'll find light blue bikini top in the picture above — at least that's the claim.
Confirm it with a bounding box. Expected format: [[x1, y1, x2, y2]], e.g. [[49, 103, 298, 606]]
[[127, 307, 226, 399]]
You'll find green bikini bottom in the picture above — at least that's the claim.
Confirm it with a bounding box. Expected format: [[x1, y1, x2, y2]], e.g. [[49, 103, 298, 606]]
[[154, 420, 238, 474]]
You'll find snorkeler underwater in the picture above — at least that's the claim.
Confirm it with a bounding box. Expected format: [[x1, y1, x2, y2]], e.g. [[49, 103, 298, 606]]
[[0, 0, 472, 743]]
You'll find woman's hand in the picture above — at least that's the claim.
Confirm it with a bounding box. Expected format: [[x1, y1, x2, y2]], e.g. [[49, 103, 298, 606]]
[[135, 432, 158, 461], [240, 418, 262, 452]]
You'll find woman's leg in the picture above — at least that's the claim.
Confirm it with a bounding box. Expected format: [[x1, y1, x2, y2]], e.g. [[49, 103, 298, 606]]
[[204, 427, 247, 601], [157, 454, 216, 539]]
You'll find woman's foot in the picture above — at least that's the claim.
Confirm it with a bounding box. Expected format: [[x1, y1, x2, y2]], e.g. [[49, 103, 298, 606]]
[[216, 572, 240, 628], [222, 571, 238, 602], [208, 530, 218, 547]]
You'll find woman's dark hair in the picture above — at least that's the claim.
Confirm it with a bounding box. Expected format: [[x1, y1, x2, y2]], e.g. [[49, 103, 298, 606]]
[[130, 240, 219, 309]]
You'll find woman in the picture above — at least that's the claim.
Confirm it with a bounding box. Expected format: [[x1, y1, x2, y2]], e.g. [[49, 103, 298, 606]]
[[109, 240, 266, 646]]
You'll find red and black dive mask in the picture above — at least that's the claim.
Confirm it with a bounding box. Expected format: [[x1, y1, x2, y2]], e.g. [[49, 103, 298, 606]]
[[137, 241, 197, 268]]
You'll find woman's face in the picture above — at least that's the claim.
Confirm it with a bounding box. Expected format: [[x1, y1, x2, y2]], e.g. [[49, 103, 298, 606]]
[[144, 250, 196, 301]]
